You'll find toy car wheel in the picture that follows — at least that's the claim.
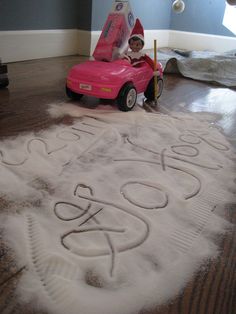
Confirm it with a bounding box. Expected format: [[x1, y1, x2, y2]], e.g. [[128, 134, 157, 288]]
[[144, 77, 164, 101], [66, 85, 83, 100], [117, 83, 137, 112]]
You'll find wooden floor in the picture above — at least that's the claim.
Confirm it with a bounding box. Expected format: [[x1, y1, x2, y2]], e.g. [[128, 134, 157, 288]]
[[0, 55, 235, 314]]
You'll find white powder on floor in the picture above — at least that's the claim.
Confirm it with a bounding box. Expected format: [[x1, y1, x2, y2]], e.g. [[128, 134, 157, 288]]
[[1, 105, 235, 314]]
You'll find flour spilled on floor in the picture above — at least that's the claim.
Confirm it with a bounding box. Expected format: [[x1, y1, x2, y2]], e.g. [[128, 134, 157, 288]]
[[0, 104, 235, 314]]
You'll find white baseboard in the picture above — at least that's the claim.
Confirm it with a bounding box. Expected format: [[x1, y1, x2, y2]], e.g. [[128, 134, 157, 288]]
[[0, 29, 79, 63], [144, 30, 170, 49], [77, 30, 91, 56], [90, 29, 170, 55], [80, 29, 236, 55], [91, 29, 236, 55], [90, 31, 101, 56], [1, 29, 235, 63], [169, 30, 236, 53]]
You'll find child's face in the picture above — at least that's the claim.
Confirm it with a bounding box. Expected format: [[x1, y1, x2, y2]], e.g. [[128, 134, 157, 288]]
[[129, 39, 143, 52]]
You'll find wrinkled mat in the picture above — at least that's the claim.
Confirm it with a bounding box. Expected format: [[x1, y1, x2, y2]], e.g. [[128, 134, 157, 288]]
[[155, 48, 236, 87]]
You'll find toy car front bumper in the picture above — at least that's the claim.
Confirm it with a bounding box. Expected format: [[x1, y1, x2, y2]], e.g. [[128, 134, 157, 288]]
[[67, 76, 120, 99]]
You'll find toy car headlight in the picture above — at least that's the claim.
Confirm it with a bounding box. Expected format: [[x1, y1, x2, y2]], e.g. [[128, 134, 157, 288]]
[[101, 87, 112, 92]]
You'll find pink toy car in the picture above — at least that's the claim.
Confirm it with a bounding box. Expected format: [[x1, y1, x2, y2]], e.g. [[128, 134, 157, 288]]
[[66, 58, 163, 111]]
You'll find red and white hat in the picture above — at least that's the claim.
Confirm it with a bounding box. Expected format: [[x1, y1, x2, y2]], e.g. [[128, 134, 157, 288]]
[[129, 18, 144, 43]]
